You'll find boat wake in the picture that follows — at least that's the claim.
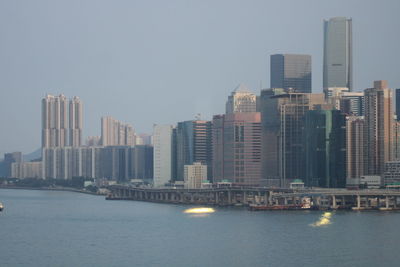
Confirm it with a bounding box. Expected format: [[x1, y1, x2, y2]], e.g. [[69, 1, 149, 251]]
[[310, 212, 332, 227]]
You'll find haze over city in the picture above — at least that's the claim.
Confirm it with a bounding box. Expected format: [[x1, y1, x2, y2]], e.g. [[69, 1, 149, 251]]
[[0, 0, 399, 156]]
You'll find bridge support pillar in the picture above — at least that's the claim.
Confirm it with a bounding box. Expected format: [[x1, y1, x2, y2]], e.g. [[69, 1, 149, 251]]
[[332, 195, 337, 209]]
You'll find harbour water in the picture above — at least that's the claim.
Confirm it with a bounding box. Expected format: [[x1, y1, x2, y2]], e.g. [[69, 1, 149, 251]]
[[1, 188, 400, 267]]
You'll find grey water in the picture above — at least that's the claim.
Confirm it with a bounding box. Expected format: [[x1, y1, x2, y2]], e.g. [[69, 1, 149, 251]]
[[1, 189, 400, 267]]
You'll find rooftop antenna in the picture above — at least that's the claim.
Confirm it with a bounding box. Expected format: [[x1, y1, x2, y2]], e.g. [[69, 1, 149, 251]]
[[195, 113, 201, 120]]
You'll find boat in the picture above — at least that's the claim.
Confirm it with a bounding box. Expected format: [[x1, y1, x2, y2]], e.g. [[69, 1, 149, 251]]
[[0, 202, 3, 212]]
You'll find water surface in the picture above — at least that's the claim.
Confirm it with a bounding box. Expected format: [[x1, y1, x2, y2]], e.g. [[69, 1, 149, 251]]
[[1, 189, 399, 267]]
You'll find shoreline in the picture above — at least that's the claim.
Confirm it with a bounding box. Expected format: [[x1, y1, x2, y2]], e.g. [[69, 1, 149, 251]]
[[0, 186, 105, 196]]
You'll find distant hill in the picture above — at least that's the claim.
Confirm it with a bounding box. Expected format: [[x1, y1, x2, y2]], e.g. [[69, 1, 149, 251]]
[[23, 148, 42, 162]]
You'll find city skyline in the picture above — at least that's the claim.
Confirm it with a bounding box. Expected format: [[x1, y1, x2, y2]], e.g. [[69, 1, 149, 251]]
[[1, 1, 400, 155]]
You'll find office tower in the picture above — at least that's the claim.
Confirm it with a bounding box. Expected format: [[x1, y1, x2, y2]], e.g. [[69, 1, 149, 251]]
[[323, 17, 353, 90], [396, 89, 400, 120], [174, 120, 212, 181], [346, 116, 365, 182], [304, 109, 346, 188], [259, 88, 286, 186], [69, 97, 83, 147], [340, 92, 364, 116], [3, 152, 22, 177], [270, 54, 312, 93], [226, 84, 257, 113], [212, 112, 262, 186], [324, 87, 364, 116], [260, 92, 326, 187], [101, 116, 136, 146], [153, 124, 173, 187], [364, 80, 393, 175], [42, 94, 68, 147], [184, 162, 207, 189]]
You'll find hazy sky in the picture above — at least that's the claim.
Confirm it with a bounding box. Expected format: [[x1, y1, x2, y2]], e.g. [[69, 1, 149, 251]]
[[0, 0, 399, 155]]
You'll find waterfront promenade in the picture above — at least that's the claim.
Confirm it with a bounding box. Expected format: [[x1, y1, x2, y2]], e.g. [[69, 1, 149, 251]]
[[107, 185, 400, 210]]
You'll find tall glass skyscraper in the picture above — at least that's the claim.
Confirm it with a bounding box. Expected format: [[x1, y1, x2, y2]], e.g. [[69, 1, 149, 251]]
[[323, 17, 353, 90], [270, 54, 312, 93]]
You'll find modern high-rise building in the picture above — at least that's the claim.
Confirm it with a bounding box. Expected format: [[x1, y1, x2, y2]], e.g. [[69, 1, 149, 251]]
[[174, 120, 212, 181], [42, 94, 82, 148], [323, 17, 353, 90], [153, 124, 173, 187], [270, 54, 312, 93], [364, 80, 394, 176], [212, 112, 262, 186], [226, 84, 257, 113], [340, 91, 364, 116], [393, 121, 400, 160], [130, 145, 153, 181], [101, 116, 136, 146], [260, 92, 326, 187], [69, 96, 83, 147], [42, 145, 153, 181], [324, 87, 364, 116], [304, 109, 346, 188], [259, 88, 286, 186], [396, 89, 400, 120], [346, 116, 365, 182], [42, 94, 68, 148]]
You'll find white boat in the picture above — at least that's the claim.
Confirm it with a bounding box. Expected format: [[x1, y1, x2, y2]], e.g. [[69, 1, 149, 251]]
[[0, 202, 3, 212]]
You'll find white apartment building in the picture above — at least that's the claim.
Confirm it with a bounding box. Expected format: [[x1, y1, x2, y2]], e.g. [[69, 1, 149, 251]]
[[153, 124, 173, 187]]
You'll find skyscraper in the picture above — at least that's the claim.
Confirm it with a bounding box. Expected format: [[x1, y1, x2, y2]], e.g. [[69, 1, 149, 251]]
[[396, 88, 400, 120], [346, 116, 365, 181], [174, 120, 212, 181], [212, 112, 261, 186], [364, 80, 393, 175], [323, 17, 353, 90], [260, 91, 326, 187], [270, 54, 312, 93], [226, 84, 257, 113], [304, 109, 346, 188], [153, 124, 173, 187], [42, 94, 68, 148], [69, 96, 83, 147]]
